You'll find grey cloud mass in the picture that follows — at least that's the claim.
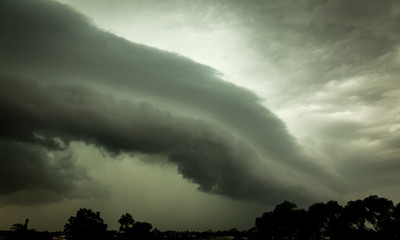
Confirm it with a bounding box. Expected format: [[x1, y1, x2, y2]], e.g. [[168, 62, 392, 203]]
[[0, 140, 80, 196], [0, 0, 338, 207], [2, 0, 400, 231]]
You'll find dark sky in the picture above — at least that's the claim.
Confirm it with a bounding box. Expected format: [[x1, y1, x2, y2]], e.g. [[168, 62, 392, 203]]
[[1, 0, 400, 231]]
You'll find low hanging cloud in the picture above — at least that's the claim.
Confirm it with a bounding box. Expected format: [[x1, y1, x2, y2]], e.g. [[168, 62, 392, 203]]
[[0, 140, 78, 195], [0, 0, 340, 205]]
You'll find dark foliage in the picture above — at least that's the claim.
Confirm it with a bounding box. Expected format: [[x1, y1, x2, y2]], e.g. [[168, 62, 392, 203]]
[[64, 208, 108, 240], [118, 213, 135, 233], [117, 213, 153, 240], [253, 195, 400, 240], [4, 195, 400, 240]]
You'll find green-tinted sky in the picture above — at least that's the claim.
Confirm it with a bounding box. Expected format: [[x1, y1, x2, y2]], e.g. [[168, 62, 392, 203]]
[[1, 0, 400, 231]]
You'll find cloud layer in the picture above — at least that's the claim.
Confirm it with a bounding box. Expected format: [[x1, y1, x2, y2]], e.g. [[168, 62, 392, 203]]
[[0, 0, 341, 207]]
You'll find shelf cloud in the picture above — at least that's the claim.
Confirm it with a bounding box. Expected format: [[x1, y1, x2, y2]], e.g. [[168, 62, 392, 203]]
[[0, 0, 340, 206]]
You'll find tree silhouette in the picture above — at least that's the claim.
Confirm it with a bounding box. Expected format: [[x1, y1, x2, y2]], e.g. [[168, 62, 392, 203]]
[[133, 221, 153, 239], [64, 208, 108, 240], [389, 203, 400, 239], [363, 195, 394, 233], [253, 195, 400, 240], [118, 213, 135, 232], [255, 211, 273, 240], [255, 200, 307, 240], [333, 196, 395, 239], [308, 201, 342, 240], [117, 212, 152, 240]]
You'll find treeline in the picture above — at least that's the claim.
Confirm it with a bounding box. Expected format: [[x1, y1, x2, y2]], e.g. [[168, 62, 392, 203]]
[[253, 195, 400, 240], [3, 195, 400, 240], [2, 208, 155, 240]]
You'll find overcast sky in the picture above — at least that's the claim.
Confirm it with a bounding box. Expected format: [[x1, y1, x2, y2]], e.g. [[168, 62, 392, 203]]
[[1, 0, 400, 232]]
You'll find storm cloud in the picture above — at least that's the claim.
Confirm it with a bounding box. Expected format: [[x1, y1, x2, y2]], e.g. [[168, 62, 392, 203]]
[[0, 0, 340, 207], [0, 0, 400, 231]]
